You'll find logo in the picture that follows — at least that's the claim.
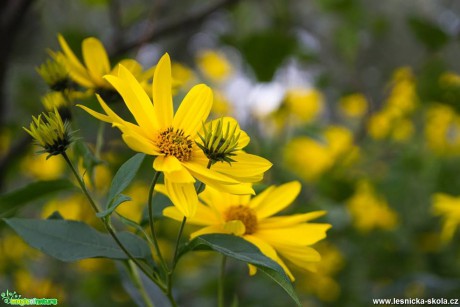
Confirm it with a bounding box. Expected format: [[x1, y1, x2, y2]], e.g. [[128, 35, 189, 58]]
[[1, 290, 58, 306]]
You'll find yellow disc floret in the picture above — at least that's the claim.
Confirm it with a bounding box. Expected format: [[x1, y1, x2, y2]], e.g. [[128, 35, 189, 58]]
[[156, 127, 193, 162], [225, 205, 258, 235]]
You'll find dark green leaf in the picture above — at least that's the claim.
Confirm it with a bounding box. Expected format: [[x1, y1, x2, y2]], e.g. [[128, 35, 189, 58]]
[[182, 234, 301, 306], [408, 16, 449, 52], [0, 179, 75, 217], [105, 153, 145, 209], [96, 194, 131, 218], [3, 218, 151, 261]]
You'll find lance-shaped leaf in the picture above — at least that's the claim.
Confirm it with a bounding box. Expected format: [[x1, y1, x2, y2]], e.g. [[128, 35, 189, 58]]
[[3, 218, 151, 261], [181, 234, 301, 307]]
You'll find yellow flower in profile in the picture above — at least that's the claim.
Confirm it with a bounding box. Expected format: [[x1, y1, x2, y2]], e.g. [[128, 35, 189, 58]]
[[346, 181, 398, 232], [57, 34, 151, 92], [23, 109, 75, 158], [432, 193, 460, 242], [339, 93, 368, 118], [78, 53, 262, 217], [197, 50, 232, 82], [163, 181, 331, 281]]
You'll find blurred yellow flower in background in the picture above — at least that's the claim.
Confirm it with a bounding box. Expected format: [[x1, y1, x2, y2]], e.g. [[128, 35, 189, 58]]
[[367, 67, 417, 141], [425, 104, 460, 155], [21, 151, 65, 180], [284, 88, 324, 123], [346, 181, 398, 232], [115, 181, 149, 223], [299, 242, 344, 302], [197, 49, 233, 82], [284, 126, 356, 182], [163, 181, 331, 281], [339, 93, 368, 118], [432, 193, 460, 242]]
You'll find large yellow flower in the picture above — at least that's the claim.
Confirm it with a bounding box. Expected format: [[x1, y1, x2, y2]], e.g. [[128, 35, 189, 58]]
[[163, 181, 331, 281], [78, 53, 259, 217]]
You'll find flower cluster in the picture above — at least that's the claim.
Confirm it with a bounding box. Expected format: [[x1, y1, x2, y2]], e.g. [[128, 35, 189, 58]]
[[26, 42, 331, 291]]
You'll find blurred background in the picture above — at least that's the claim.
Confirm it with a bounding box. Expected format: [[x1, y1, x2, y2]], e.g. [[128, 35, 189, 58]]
[[2, 0, 460, 306]]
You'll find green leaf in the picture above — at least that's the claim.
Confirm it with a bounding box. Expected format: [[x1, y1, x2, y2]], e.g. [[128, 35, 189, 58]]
[[0, 179, 75, 217], [182, 234, 301, 307], [105, 153, 145, 209], [408, 16, 449, 52], [96, 194, 131, 218], [3, 218, 151, 261]]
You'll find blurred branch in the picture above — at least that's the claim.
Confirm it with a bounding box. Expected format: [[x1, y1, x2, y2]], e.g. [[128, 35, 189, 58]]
[[0, 0, 35, 127], [108, 0, 124, 52], [110, 0, 241, 57]]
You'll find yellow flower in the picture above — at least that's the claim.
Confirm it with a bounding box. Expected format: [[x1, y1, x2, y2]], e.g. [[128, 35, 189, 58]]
[[57, 34, 152, 92], [284, 126, 355, 182], [346, 181, 398, 232], [23, 109, 75, 158], [36, 54, 70, 91], [339, 93, 368, 118], [163, 181, 331, 281], [432, 193, 460, 242], [425, 104, 460, 155], [197, 50, 232, 82], [284, 88, 324, 123], [78, 53, 267, 217], [21, 151, 65, 180], [299, 242, 344, 302]]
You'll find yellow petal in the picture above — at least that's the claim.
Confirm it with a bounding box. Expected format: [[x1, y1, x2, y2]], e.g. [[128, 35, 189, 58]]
[[253, 181, 301, 219], [57, 34, 93, 88], [153, 156, 195, 183], [82, 37, 110, 87], [257, 223, 332, 246], [77, 104, 113, 124], [276, 245, 321, 271], [223, 220, 246, 236], [199, 186, 250, 215], [104, 66, 157, 133], [122, 134, 159, 156], [190, 225, 227, 239], [162, 204, 218, 226], [173, 84, 213, 136], [111, 59, 142, 78], [244, 235, 295, 281], [211, 152, 272, 183], [165, 180, 198, 217], [258, 211, 327, 229], [182, 160, 240, 184], [152, 53, 173, 128]]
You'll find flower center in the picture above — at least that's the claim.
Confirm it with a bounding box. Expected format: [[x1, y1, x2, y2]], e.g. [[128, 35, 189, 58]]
[[156, 127, 193, 162], [224, 205, 258, 235]]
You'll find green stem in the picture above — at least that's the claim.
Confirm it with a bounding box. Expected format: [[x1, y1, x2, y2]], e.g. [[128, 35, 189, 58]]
[[172, 216, 187, 270], [196, 160, 213, 193], [166, 216, 187, 306], [128, 260, 155, 307], [147, 171, 168, 272], [95, 122, 105, 159], [61, 152, 163, 290], [218, 255, 227, 307]]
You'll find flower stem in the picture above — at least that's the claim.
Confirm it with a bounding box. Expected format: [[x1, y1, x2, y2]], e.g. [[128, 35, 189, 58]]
[[218, 255, 227, 307], [128, 260, 155, 307], [147, 171, 168, 272], [61, 152, 163, 290]]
